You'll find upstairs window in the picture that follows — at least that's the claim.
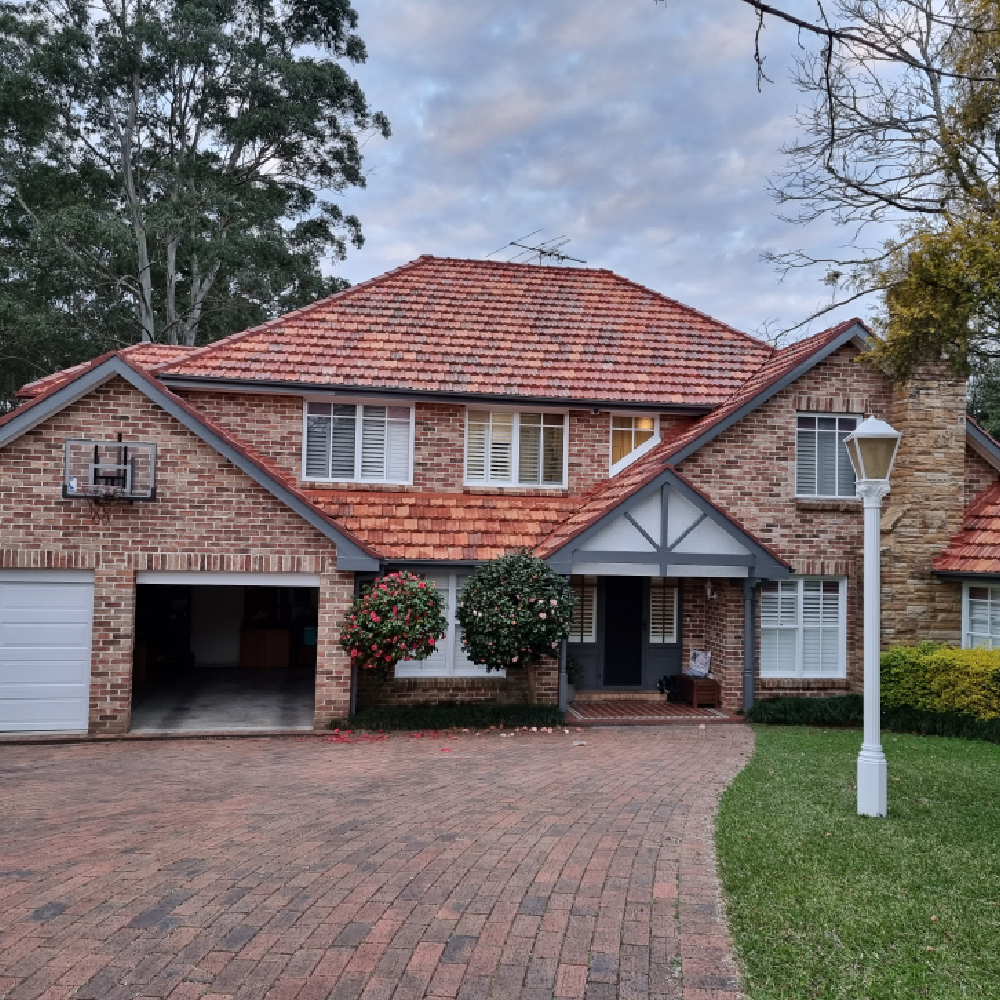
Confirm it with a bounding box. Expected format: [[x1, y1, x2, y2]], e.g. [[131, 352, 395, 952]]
[[304, 402, 412, 483], [796, 415, 858, 498], [611, 415, 658, 472], [761, 577, 846, 677], [568, 575, 597, 643], [466, 410, 566, 486]]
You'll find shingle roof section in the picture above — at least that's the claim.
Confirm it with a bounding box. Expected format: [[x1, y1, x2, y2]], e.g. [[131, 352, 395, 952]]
[[16, 344, 197, 399], [155, 256, 773, 406], [303, 490, 579, 562], [935, 481, 1000, 575]]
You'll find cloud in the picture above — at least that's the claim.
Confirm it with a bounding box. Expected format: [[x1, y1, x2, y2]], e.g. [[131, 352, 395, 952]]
[[333, 0, 891, 338]]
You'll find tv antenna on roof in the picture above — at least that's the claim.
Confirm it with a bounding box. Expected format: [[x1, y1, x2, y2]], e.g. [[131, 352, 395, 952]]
[[486, 230, 586, 266]]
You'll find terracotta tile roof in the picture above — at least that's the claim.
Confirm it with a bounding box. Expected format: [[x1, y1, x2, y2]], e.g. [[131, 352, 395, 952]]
[[16, 344, 197, 399], [154, 256, 773, 406], [303, 490, 580, 562], [935, 482, 1000, 575], [535, 321, 863, 559]]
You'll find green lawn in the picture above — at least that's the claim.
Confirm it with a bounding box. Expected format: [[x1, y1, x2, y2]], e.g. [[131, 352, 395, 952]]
[[715, 727, 1000, 1000]]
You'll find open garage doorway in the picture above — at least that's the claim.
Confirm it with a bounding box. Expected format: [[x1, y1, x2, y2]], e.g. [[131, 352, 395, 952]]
[[130, 574, 318, 732]]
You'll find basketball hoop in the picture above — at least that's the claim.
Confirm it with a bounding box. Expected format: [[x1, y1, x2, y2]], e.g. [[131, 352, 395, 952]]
[[80, 485, 128, 526]]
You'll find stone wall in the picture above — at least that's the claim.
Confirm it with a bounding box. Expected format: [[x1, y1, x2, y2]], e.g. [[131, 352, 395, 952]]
[[880, 364, 967, 646]]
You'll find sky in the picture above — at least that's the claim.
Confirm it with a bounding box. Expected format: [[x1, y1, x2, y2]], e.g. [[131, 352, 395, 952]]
[[331, 0, 890, 340]]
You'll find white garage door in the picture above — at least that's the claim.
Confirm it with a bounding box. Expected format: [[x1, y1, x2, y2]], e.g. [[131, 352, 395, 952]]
[[0, 571, 94, 732]]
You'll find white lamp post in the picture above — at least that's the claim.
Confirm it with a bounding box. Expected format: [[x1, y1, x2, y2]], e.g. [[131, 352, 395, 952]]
[[843, 416, 902, 818]]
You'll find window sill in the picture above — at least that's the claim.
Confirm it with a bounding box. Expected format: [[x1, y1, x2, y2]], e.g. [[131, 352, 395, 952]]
[[758, 676, 850, 686], [302, 479, 413, 488], [795, 498, 861, 512], [462, 484, 569, 495]]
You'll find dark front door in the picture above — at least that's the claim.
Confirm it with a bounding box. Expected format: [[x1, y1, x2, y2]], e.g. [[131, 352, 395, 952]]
[[603, 577, 644, 686]]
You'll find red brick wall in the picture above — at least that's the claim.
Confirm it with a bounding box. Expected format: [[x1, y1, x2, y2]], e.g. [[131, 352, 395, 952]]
[[0, 377, 352, 733], [965, 444, 999, 508], [676, 342, 891, 699], [356, 659, 558, 711], [176, 391, 678, 497]]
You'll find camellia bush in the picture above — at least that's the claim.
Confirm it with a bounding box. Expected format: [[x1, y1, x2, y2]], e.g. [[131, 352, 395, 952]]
[[457, 551, 574, 699], [340, 572, 448, 680]]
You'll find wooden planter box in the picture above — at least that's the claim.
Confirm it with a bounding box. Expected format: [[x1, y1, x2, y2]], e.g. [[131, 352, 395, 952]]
[[676, 674, 721, 709]]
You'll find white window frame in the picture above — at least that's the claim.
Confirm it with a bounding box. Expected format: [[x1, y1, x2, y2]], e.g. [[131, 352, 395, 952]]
[[463, 406, 569, 488], [760, 576, 847, 679], [648, 578, 679, 644], [394, 573, 504, 678], [794, 413, 861, 500], [609, 413, 661, 476], [962, 582, 1000, 648], [301, 398, 415, 485]]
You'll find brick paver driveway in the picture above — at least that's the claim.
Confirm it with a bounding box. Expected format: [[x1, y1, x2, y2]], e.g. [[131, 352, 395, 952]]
[[0, 726, 753, 1000]]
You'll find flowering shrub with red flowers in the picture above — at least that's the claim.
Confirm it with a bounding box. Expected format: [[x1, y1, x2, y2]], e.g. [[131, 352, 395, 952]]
[[340, 572, 448, 680], [456, 551, 574, 674]]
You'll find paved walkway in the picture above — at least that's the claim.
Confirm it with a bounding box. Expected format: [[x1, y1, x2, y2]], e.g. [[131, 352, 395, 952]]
[[0, 727, 753, 1000]]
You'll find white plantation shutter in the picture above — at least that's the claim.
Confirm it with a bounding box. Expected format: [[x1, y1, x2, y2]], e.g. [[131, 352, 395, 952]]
[[466, 411, 488, 482], [761, 581, 802, 676], [761, 578, 845, 677], [360, 406, 387, 479], [467, 410, 565, 485], [490, 412, 513, 480], [649, 578, 677, 643], [569, 576, 596, 643], [304, 402, 408, 481], [542, 414, 564, 484], [816, 419, 838, 497], [305, 406, 332, 478], [519, 413, 542, 484], [386, 407, 411, 481], [796, 417, 817, 494], [329, 406, 357, 479]]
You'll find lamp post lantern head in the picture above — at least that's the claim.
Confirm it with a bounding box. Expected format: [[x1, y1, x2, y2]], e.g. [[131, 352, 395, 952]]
[[844, 416, 902, 483]]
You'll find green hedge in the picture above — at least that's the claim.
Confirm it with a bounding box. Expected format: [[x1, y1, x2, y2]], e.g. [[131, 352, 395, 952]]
[[881, 643, 1000, 719], [745, 694, 1000, 744], [746, 695, 863, 726], [330, 702, 566, 731]]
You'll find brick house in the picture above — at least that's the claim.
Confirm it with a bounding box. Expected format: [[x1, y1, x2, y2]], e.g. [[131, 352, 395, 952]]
[[1, 255, 996, 735]]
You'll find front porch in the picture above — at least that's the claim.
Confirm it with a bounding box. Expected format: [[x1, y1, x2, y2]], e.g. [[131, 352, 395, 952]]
[[548, 470, 792, 713]]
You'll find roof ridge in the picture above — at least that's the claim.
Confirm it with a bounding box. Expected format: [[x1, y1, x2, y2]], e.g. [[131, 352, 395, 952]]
[[149, 257, 431, 376]]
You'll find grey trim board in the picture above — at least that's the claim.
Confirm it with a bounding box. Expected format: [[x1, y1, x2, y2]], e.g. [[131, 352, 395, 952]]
[[0, 356, 380, 571], [157, 375, 714, 416], [967, 418, 1000, 471]]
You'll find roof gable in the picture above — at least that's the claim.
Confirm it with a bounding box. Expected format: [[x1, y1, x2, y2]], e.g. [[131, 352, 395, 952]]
[[0, 354, 379, 570], [537, 320, 871, 561]]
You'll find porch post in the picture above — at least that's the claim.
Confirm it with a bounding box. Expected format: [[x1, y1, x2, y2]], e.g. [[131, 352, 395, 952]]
[[558, 638, 568, 712], [742, 577, 757, 713]]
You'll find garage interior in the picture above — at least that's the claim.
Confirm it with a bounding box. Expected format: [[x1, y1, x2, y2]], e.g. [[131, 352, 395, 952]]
[[130, 584, 318, 731]]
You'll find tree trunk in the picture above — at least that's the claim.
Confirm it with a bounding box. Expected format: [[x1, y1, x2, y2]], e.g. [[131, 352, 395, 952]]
[[526, 662, 537, 706]]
